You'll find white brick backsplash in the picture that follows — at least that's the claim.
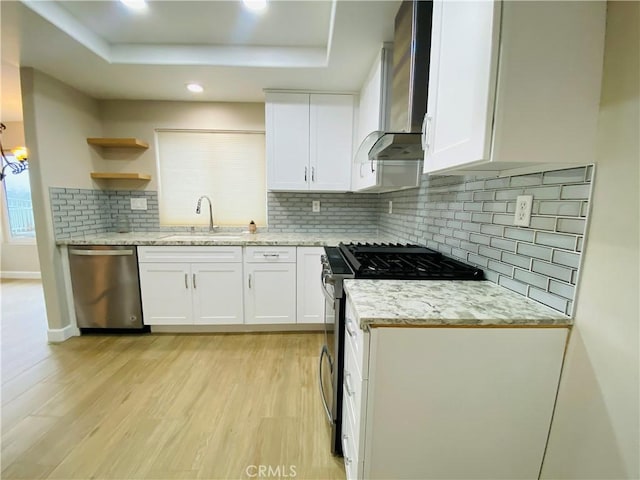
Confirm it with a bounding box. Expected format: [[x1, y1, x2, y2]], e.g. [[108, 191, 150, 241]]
[[503, 227, 535, 243], [543, 167, 588, 185], [379, 166, 592, 314], [552, 250, 580, 269], [498, 276, 529, 295], [514, 269, 549, 289], [561, 184, 591, 200], [528, 287, 568, 312], [536, 231, 578, 250], [538, 201, 582, 216], [50, 165, 591, 315], [531, 260, 573, 283], [557, 217, 587, 235], [510, 173, 542, 187], [501, 252, 531, 270], [523, 185, 562, 199], [50, 188, 160, 239], [549, 280, 575, 300]]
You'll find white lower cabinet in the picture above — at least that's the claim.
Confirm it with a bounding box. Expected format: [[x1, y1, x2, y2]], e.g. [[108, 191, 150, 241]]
[[344, 296, 569, 479], [191, 264, 244, 325], [296, 247, 325, 324], [244, 246, 296, 324], [138, 262, 192, 325], [137, 245, 325, 327], [138, 246, 243, 325]]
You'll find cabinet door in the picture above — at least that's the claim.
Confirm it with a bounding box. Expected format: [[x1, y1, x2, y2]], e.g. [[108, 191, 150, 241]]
[[296, 247, 325, 324], [423, 0, 501, 173], [192, 263, 244, 325], [266, 92, 310, 191], [363, 327, 568, 479], [310, 94, 354, 191], [245, 263, 296, 324], [353, 48, 390, 191], [138, 263, 192, 325]]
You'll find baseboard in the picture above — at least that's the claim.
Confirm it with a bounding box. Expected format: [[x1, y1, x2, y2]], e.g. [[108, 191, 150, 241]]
[[151, 324, 324, 334], [1, 271, 42, 279], [47, 324, 80, 343]]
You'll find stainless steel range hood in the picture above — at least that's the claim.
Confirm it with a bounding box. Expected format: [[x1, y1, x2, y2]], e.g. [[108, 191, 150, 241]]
[[369, 0, 433, 162]]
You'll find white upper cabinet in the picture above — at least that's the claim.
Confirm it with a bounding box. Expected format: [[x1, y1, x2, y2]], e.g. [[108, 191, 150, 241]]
[[310, 94, 354, 191], [351, 47, 391, 192], [266, 92, 310, 191], [423, 0, 606, 176], [266, 92, 354, 192]]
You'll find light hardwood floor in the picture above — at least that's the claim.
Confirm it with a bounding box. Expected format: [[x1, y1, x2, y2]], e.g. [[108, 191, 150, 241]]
[[1, 279, 345, 480]]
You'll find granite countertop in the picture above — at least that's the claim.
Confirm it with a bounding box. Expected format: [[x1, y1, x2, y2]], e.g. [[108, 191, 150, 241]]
[[344, 279, 571, 328], [56, 231, 393, 247]]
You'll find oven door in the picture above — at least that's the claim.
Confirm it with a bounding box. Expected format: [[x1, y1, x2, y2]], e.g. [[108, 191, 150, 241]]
[[319, 271, 336, 424]]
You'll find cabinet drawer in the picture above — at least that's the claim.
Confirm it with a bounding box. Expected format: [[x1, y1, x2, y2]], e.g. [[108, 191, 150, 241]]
[[344, 337, 366, 455], [345, 298, 368, 379], [244, 246, 296, 263], [341, 404, 362, 480], [138, 246, 242, 263]]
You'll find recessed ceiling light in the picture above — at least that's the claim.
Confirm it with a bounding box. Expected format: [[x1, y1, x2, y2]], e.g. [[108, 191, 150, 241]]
[[243, 0, 268, 13], [186, 83, 204, 93], [120, 0, 147, 11]]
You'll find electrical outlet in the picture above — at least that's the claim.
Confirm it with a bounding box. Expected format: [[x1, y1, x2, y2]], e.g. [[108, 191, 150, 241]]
[[388, 201, 393, 214], [130, 198, 148, 210], [312, 200, 320, 213], [513, 195, 533, 227]]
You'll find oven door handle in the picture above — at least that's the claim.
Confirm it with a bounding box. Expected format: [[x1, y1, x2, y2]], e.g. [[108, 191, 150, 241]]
[[320, 269, 335, 303], [318, 345, 333, 424]]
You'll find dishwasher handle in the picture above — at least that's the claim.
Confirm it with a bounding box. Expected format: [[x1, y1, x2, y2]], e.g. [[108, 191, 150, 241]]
[[69, 249, 134, 256]]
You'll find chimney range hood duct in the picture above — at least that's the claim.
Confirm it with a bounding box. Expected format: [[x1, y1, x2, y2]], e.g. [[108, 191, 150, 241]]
[[369, 0, 433, 162]]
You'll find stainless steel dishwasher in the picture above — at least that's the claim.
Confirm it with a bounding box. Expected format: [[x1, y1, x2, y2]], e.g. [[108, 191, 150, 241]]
[[68, 245, 145, 331]]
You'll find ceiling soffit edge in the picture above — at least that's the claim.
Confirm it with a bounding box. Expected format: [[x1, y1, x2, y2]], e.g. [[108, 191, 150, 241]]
[[19, 0, 336, 68]]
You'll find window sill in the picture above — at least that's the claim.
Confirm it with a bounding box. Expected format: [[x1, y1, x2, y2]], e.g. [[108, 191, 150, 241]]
[[3, 237, 37, 246]]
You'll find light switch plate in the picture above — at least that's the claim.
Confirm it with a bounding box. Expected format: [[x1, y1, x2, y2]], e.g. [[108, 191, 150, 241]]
[[388, 201, 393, 214], [130, 198, 148, 210], [312, 200, 320, 213]]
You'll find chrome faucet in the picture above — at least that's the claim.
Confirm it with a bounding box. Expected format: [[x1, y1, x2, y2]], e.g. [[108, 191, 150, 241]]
[[195, 195, 217, 232]]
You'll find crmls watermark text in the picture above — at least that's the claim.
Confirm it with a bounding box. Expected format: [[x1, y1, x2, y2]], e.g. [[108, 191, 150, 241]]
[[245, 464, 297, 478]]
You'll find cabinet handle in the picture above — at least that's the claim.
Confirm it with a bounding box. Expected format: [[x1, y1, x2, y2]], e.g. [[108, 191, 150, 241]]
[[184, 273, 188, 289], [263, 253, 280, 258], [346, 318, 357, 337], [304, 166, 308, 182], [311, 166, 315, 182], [192, 273, 196, 289], [248, 274, 252, 289], [422, 115, 432, 153], [371, 159, 375, 173], [342, 434, 352, 465], [345, 372, 354, 397]]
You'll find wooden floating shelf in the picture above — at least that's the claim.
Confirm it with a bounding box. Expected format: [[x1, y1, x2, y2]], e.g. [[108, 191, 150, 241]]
[[87, 138, 149, 149], [90, 172, 151, 181]]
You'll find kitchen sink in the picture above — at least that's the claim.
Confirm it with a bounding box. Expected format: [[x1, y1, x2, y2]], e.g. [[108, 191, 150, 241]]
[[160, 234, 242, 241]]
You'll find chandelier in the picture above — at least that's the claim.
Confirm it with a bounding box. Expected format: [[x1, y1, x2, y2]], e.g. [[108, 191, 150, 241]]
[[0, 123, 29, 182]]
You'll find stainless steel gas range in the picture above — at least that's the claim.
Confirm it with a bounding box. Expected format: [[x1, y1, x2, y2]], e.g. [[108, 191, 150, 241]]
[[319, 243, 484, 455]]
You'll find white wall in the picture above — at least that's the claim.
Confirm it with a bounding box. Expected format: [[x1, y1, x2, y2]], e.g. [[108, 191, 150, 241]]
[[0, 121, 41, 276], [98, 100, 264, 191], [541, 2, 639, 478], [20, 67, 103, 332]]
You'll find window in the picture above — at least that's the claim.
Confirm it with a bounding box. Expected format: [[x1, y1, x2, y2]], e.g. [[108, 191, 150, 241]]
[[156, 130, 266, 227], [2, 158, 35, 240]]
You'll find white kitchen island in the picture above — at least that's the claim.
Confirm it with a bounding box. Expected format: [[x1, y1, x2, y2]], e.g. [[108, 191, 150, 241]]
[[342, 279, 571, 480]]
